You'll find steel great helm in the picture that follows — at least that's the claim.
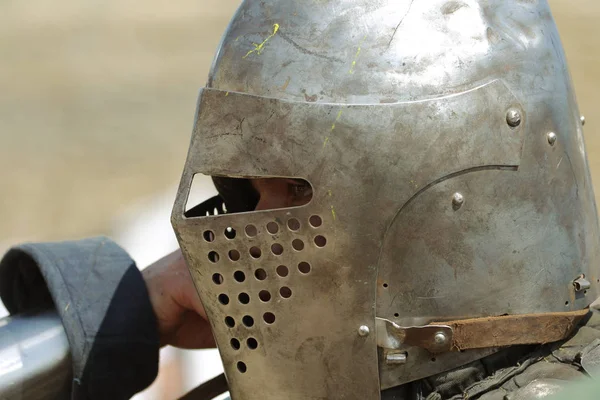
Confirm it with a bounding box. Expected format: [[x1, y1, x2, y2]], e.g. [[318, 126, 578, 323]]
[[171, 0, 600, 398]]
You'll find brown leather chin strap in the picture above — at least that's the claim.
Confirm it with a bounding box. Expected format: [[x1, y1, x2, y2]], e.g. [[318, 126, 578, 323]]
[[433, 308, 590, 352], [377, 309, 590, 354]]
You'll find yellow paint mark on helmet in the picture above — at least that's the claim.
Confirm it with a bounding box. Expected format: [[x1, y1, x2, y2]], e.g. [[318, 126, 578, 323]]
[[243, 23, 280, 59], [349, 36, 367, 74], [323, 110, 344, 148]]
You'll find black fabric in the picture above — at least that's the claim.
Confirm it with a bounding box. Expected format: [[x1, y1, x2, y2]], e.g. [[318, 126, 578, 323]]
[[0, 237, 159, 400]]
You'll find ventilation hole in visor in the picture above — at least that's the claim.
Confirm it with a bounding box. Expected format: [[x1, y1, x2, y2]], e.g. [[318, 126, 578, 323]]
[[267, 222, 279, 234], [224, 227, 236, 239], [255, 268, 267, 280], [249, 247, 262, 259], [245, 224, 258, 237], [243, 315, 255, 327], [271, 243, 284, 255], [259, 290, 271, 302], [225, 316, 235, 328], [280, 287, 292, 298], [292, 239, 304, 251], [234, 271, 246, 282], [276, 265, 289, 277], [238, 292, 250, 304], [247, 337, 258, 349], [298, 262, 311, 274], [394, 313, 399, 317], [203, 230, 215, 242], [208, 251, 220, 263], [218, 294, 230, 305], [287, 218, 301, 231], [230, 338, 240, 350], [309, 215, 322, 228], [314, 235, 327, 247], [237, 361, 247, 373], [263, 312, 276, 324], [228, 249, 241, 261], [212, 273, 224, 285]]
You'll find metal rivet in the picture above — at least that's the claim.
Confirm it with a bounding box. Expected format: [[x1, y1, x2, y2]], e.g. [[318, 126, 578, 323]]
[[434, 332, 448, 346], [506, 108, 522, 128], [358, 325, 370, 337], [386, 352, 407, 365], [581, 116, 586, 126], [452, 193, 464, 209], [547, 132, 557, 146]]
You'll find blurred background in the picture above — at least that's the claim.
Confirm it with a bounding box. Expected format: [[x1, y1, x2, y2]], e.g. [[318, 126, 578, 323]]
[[0, 0, 598, 398]]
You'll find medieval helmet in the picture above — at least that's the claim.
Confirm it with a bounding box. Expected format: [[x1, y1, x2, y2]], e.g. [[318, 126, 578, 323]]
[[172, 0, 600, 398]]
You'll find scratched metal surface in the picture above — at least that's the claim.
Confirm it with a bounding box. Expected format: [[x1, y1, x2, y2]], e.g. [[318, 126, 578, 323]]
[[172, 0, 600, 397]]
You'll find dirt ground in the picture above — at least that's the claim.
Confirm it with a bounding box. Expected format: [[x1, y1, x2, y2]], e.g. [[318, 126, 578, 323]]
[[0, 0, 599, 245]]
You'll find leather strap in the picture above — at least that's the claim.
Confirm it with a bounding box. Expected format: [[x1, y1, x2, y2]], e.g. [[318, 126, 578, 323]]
[[433, 309, 589, 351]]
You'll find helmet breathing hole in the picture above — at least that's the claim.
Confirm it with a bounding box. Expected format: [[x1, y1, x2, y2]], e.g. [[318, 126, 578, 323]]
[[243, 315, 254, 327], [298, 262, 311, 274], [203, 230, 215, 242], [263, 312, 276, 324], [314, 235, 327, 247], [309, 215, 322, 228], [267, 222, 279, 234], [237, 361, 247, 373], [234, 271, 246, 282], [228, 249, 241, 261], [218, 294, 230, 305], [259, 290, 271, 302], [249, 247, 262, 259], [394, 313, 399, 317], [245, 224, 258, 237], [225, 316, 235, 328], [280, 287, 292, 298], [247, 337, 258, 350], [238, 292, 250, 304], [212, 273, 224, 285], [224, 227, 236, 239], [383, 283, 388, 288], [230, 338, 240, 350], [271, 243, 284, 255], [287, 218, 301, 231], [276, 265, 289, 277], [292, 239, 305, 251], [255, 268, 267, 280], [208, 251, 220, 263]]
